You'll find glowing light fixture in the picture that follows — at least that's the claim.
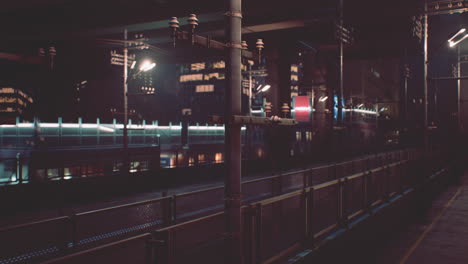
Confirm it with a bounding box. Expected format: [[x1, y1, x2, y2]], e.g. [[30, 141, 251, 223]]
[[295, 106, 312, 111], [254, 84, 271, 94], [319, 96, 328, 102], [448, 28, 468, 48], [139, 60, 156, 71], [259, 84, 271, 92]]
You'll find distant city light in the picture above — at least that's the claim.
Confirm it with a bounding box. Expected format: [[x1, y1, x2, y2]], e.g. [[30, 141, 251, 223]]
[[319, 96, 328, 102], [260, 84, 271, 92], [294, 106, 312, 111], [139, 60, 156, 71]]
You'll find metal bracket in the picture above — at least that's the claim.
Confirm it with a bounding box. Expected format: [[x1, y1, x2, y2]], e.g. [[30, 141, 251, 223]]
[[224, 11, 243, 18], [225, 42, 243, 49], [224, 196, 242, 207]]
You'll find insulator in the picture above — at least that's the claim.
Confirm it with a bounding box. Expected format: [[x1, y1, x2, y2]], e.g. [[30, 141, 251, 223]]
[[187, 14, 199, 26], [169, 17, 180, 29], [241, 41, 248, 49], [256, 39, 264, 49]]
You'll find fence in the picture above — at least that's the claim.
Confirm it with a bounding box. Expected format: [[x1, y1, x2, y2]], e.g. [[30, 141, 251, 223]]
[[0, 149, 426, 264], [40, 233, 153, 264], [153, 149, 452, 264]]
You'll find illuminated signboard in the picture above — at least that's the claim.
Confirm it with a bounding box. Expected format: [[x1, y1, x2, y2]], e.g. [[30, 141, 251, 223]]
[[293, 96, 311, 122]]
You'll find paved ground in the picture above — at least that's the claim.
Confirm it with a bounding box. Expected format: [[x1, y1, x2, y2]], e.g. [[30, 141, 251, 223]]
[[400, 172, 468, 264], [337, 169, 468, 264]]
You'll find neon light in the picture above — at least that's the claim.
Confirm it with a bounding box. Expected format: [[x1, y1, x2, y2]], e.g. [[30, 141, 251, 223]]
[[294, 106, 312, 111], [81, 124, 97, 128], [251, 110, 264, 113], [17, 123, 34, 127], [62, 124, 80, 128], [188, 126, 224, 130], [0, 124, 15, 127], [98, 126, 115, 133], [128, 124, 144, 129], [39, 123, 59, 128], [344, 108, 378, 115]]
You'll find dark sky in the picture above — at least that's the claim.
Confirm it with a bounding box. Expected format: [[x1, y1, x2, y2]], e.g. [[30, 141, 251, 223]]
[[1, 0, 465, 124]]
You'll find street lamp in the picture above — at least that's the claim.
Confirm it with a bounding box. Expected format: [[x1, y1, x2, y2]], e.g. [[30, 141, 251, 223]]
[[122, 53, 156, 173], [256, 84, 271, 93], [319, 96, 328, 102], [448, 28, 467, 47], [447, 28, 467, 131]]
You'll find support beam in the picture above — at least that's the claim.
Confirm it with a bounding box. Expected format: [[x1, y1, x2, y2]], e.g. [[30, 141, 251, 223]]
[[224, 0, 242, 263], [337, 0, 344, 126], [458, 46, 462, 131], [423, 2, 429, 149]]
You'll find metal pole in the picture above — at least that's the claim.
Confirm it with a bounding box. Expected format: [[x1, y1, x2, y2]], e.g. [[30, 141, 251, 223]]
[[404, 67, 408, 124], [123, 28, 129, 173], [434, 80, 438, 124], [225, 0, 242, 262], [248, 63, 252, 115], [337, 0, 344, 126], [423, 2, 428, 149], [457, 46, 461, 131]]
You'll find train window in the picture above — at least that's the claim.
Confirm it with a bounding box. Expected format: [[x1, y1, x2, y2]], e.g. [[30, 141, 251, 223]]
[[296, 131, 302, 141], [198, 154, 205, 163], [113, 162, 123, 172], [130, 161, 149, 172], [47, 168, 60, 179], [215, 153, 223, 163], [65, 166, 81, 178], [86, 164, 104, 176]]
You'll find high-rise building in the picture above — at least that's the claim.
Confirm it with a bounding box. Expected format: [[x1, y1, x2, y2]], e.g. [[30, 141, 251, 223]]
[[177, 59, 257, 122], [0, 87, 33, 123]]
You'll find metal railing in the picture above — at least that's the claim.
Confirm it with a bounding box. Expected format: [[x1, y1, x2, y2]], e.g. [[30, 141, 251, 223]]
[[152, 149, 453, 264], [0, 149, 426, 264]]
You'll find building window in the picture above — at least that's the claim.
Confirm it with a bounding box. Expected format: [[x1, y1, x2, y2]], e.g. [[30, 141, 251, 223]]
[[180, 74, 203, 82], [195, 85, 215, 93], [306, 131, 313, 141], [204, 72, 220, 80], [0, 88, 15, 94], [213, 61, 225, 69], [191, 62, 205, 71], [296, 131, 302, 141], [215, 153, 223, 163], [257, 148, 264, 158], [291, 74, 299, 81], [291, 65, 298, 73], [198, 154, 205, 163]]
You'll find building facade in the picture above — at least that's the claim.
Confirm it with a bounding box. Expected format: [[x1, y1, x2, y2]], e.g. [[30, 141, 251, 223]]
[[0, 87, 33, 123]]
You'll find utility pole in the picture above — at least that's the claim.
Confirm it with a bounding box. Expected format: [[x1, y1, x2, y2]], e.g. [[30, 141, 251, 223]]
[[423, 1, 429, 150], [404, 64, 409, 124], [123, 28, 129, 173], [337, 0, 344, 126], [457, 46, 461, 131], [225, 0, 242, 262]]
